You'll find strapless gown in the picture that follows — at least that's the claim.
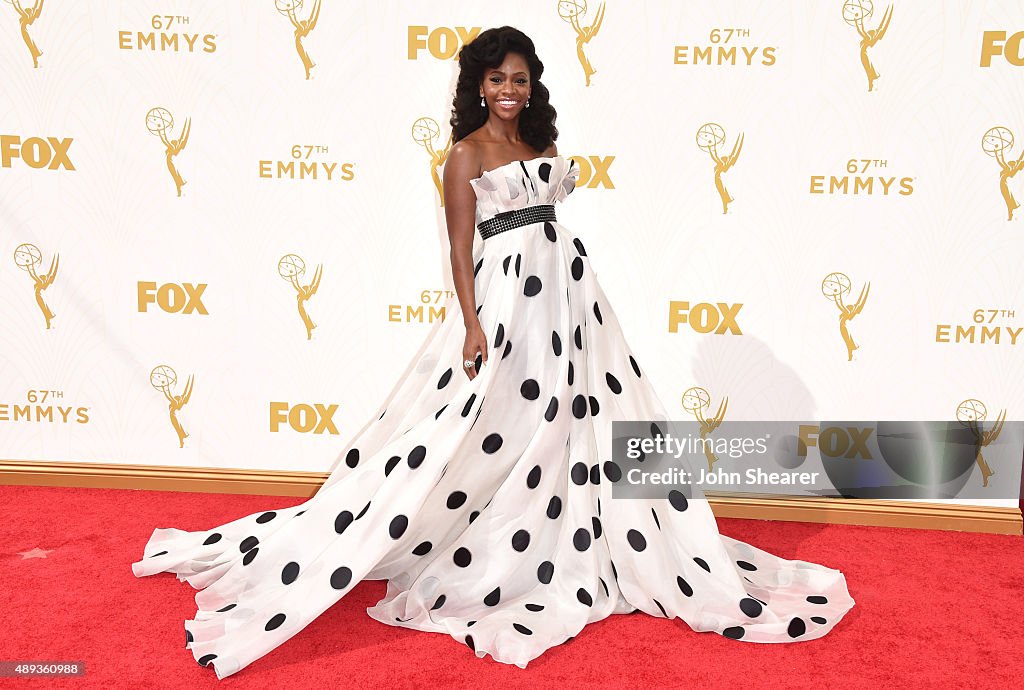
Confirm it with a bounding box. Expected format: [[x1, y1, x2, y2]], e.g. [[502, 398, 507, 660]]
[[132, 154, 855, 679]]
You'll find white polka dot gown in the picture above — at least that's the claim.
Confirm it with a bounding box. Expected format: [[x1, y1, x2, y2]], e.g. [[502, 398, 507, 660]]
[[132, 155, 855, 679]]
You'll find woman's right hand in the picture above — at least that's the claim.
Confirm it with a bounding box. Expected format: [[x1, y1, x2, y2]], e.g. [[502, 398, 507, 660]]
[[462, 321, 489, 380]]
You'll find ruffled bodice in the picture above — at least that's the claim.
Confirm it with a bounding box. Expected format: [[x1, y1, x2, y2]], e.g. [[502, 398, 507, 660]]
[[469, 154, 580, 225]]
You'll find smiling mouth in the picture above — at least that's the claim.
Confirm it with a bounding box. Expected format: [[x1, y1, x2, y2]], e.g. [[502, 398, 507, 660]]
[[496, 99, 519, 108]]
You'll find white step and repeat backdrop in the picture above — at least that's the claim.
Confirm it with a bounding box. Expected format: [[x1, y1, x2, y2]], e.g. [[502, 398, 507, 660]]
[[1, 1, 1022, 508]]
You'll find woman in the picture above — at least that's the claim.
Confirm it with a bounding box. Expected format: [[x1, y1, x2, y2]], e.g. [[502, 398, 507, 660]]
[[132, 26, 855, 679]]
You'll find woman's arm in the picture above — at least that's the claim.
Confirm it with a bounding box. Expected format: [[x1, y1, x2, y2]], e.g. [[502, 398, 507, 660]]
[[442, 141, 482, 330]]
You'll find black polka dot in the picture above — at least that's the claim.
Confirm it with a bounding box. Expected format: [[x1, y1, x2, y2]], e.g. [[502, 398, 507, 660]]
[[239, 536, 259, 553], [551, 331, 562, 356], [502, 340, 512, 358], [677, 576, 693, 596], [447, 491, 467, 509], [434, 404, 447, 420], [473, 257, 483, 276], [573, 528, 592, 551], [572, 395, 587, 419], [807, 595, 828, 604], [811, 616, 827, 624], [527, 465, 542, 489], [242, 547, 259, 565], [502, 256, 511, 274], [388, 515, 409, 539], [334, 510, 354, 534], [345, 448, 360, 468], [737, 560, 757, 571], [281, 562, 300, 585], [538, 561, 554, 584], [407, 445, 426, 469], [723, 626, 745, 639], [465, 634, 475, 650], [547, 496, 562, 519], [526, 603, 545, 612], [512, 530, 531, 552], [494, 323, 504, 348], [431, 594, 446, 610], [150, 550, 168, 558], [574, 325, 583, 350], [330, 566, 352, 589], [484, 587, 501, 606], [740, 597, 763, 617], [629, 355, 641, 377], [788, 618, 807, 638], [469, 510, 480, 523], [513, 623, 533, 635], [577, 588, 593, 606], [694, 557, 710, 573], [521, 379, 540, 400], [514, 254, 522, 276], [573, 238, 588, 256], [198, 654, 217, 666], [668, 490, 689, 512], [217, 604, 236, 612], [437, 368, 453, 389], [265, 613, 286, 631], [592, 516, 603, 538], [593, 301, 603, 324], [651, 508, 661, 530], [567, 361, 575, 386], [571, 257, 584, 280], [544, 397, 559, 421], [544, 221, 557, 241], [384, 456, 401, 476], [605, 372, 622, 394], [653, 599, 668, 617], [454, 547, 472, 567], [355, 501, 370, 520], [524, 276, 542, 296], [412, 541, 432, 556], [571, 461, 589, 485], [256, 511, 277, 523], [627, 529, 647, 551], [589, 396, 600, 416], [482, 434, 503, 454]]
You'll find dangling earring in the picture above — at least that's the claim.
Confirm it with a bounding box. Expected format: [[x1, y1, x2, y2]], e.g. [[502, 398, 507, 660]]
[[525, 99, 530, 108], [480, 96, 485, 107]]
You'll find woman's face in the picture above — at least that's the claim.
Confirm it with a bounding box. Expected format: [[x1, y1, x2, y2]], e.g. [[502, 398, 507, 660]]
[[479, 52, 531, 119]]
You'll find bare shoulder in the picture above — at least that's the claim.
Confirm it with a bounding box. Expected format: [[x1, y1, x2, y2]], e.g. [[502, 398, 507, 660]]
[[445, 139, 482, 180]]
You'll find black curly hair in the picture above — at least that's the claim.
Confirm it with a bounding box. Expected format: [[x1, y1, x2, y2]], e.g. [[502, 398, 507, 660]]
[[450, 26, 558, 152]]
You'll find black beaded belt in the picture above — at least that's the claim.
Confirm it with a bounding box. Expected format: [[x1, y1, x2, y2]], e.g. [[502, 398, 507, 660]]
[[477, 204, 557, 240]]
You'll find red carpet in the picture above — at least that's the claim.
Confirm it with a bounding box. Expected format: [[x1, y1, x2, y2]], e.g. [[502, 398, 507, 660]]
[[1, 485, 1021, 688]]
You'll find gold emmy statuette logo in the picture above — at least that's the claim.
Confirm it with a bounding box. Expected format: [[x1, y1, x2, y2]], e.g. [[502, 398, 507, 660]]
[[413, 117, 453, 206], [558, 0, 605, 87], [821, 272, 869, 361], [982, 126, 1024, 221], [278, 254, 322, 340], [956, 398, 1006, 488], [6, 0, 43, 68], [151, 365, 193, 448], [842, 0, 893, 92], [276, 0, 321, 80], [146, 107, 190, 197], [681, 386, 728, 471], [697, 123, 744, 214], [13, 243, 58, 329]]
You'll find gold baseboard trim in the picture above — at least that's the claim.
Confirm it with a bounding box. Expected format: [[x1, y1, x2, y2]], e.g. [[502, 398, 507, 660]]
[[2, 459, 1021, 536]]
